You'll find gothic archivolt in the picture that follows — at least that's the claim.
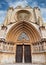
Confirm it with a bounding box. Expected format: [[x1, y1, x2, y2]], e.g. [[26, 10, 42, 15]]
[[6, 21, 41, 43]]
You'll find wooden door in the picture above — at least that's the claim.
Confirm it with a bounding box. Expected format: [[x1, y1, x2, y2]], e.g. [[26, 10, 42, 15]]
[[16, 45, 23, 62], [24, 45, 31, 63]]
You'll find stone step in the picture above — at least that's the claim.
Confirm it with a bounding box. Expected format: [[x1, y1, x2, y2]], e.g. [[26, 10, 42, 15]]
[[0, 63, 45, 65]]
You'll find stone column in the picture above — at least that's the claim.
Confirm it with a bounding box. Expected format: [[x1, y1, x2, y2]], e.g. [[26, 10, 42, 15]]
[[43, 42, 46, 51], [31, 44, 34, 53], [14, 44, 16, 63]]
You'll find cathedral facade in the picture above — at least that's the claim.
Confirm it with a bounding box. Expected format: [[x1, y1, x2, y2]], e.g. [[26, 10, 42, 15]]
[[0, 6, 46, 64]]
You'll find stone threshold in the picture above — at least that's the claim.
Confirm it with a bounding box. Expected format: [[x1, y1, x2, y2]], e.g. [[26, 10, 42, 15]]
[[0, 63, 46, 65]]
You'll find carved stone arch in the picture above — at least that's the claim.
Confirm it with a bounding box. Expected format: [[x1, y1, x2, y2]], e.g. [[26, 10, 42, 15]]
[[6, 21, 41, 44]]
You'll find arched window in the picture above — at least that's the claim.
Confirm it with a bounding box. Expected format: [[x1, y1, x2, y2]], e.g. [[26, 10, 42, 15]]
[[18, 32, 29, 41]]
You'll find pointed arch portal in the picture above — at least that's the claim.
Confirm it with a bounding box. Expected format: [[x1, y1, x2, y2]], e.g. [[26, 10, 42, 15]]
[[6, 21, 41, 43], [6, 21, 41, 63]]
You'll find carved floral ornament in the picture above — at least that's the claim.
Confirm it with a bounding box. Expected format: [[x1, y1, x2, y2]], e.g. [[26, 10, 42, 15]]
[[17, 10, 30, 21]]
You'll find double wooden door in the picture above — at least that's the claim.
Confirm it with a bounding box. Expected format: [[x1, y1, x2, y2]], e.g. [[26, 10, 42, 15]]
[[16, 45, 32, 63]]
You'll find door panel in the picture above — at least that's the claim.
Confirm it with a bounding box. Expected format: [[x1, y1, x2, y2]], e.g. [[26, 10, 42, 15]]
[[24, 45, 31, 63], [16, 45, 23, 62]]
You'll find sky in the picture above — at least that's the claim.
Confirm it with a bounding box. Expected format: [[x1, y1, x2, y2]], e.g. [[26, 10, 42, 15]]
[[0, 0, 46, 24]]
